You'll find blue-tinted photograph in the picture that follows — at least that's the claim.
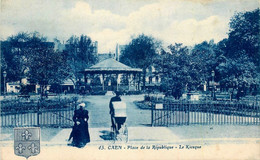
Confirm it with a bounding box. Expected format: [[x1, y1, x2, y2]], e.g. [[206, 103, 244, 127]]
[[0, 0, 259, 159]]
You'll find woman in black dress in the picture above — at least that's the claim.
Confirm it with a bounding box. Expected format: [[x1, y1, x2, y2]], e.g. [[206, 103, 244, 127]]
[[69, 103, 90, 148]]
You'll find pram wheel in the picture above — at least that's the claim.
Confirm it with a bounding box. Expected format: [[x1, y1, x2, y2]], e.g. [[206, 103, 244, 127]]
[[111, 124, 128, 143], [111, 102, 128, 143], [122, 125, 128, 143], [111, 118, 128, 143], [110, 125, 116, 142]]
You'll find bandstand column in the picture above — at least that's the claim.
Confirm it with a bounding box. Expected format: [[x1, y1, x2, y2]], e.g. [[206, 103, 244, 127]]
[[102, 73, 105, 91], [133, 73, 137, 91], [84, 72, 87, 85], [127, 73, 130, 90], [116, 74, 119, 91], [138, 73, 141, 91]]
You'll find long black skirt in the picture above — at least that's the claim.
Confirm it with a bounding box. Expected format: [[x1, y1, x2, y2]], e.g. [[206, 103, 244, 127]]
[[70, 122, 90, 147]]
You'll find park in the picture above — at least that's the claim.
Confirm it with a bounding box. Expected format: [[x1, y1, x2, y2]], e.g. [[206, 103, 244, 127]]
[[0, 1, 259, 160]]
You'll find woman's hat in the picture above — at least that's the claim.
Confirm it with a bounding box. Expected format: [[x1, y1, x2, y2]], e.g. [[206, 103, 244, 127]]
[[115, 91, 120, 96], [78, 103, 86, 108]]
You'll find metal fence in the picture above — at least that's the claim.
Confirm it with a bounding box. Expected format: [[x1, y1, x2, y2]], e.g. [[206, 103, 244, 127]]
[[151, 101, 260, 126], [0, 99, 77, 128]]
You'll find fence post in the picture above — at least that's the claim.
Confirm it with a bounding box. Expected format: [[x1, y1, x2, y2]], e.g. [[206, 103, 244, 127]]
[[151, 103, 154, 127], [166, 103, 169, 127], [37, 100, 40, 127], [187, 103, 190, 125], [14, 101, 17, 127], [74, 99, 77, 110], [59, 97, 62, 127]]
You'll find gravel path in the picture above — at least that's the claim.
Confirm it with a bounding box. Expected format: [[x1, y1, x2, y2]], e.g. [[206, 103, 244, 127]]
[[79, 95, 150, 128]]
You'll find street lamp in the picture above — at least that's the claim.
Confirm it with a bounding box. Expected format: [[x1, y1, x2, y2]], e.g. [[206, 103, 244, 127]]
[[211, 70, 216, 100], [3, 71, 7, 98]]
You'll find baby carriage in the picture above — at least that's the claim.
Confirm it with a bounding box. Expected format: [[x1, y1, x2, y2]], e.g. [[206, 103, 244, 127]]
[[111, 101, 128, 142]]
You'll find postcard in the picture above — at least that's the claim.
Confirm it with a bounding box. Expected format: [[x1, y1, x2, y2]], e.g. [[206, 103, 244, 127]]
[[0, 0, 259, 159]]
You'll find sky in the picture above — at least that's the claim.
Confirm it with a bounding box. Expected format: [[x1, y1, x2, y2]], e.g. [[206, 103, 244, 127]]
[[0, 0, 259, 53]]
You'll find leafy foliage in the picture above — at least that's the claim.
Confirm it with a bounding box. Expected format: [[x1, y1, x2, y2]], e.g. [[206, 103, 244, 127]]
[[1, 32, 32, 82], [154, 41, 219, 99], [65, 35, 98, 83], [1, 32, 69, 96], [216, 9, 260, 99], [225, 9, 259, 69], [155, 43, 191, 98], [191, 40, 218, 82], [120, 34, 161, 88], [26, 47, 68, 94]]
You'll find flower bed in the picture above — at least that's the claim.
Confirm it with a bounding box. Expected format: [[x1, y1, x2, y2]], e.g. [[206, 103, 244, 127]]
[[90, 91, 107, 95], [134, 101, 152, 110], [1, 97, 78, 113]]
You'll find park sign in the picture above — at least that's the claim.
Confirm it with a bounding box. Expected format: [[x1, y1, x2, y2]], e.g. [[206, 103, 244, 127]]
[[14, 127, 40, 159], [155, 103, 163, 109]]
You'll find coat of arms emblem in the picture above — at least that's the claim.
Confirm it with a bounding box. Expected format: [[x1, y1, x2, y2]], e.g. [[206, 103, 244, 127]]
[[14, 127, 40, 159]]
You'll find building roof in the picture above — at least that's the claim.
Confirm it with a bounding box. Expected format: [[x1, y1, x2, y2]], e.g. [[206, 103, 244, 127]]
[[98, 53, 115, 62], [84, 58, 142, 74], [62, 79, 74, 85], [7, 81, 21, 85]]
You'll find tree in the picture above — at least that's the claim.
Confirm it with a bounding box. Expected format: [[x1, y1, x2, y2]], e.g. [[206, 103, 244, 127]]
[[65, 35, 98, 84], [1, 32, 69, 96], [120, 34, 161, 89], [26, 46, 69, 96], [1, 32, 52, 84], [154, 41, 220, 99], [154, 43, 194, 99], [225, 9, 259, 70], [216, 54, 259, 100], [0, 52, 7, 72], [1, 53, 7, 92], [216, 9, 260, 99], [191, 40, 223, 95], [1, 32, 31, 82]]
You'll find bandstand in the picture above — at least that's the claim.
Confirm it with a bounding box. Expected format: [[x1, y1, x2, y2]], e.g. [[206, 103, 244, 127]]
[[83, 58, 142, 91]]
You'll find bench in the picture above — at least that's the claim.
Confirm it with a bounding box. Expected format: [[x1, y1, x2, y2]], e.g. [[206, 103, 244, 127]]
[[47, 93, 57, 97], [17, 95, 30, 100], [42, 93, 57, 98]]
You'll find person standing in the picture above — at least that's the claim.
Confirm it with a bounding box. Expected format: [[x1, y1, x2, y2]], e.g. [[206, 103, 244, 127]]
[[69, 103, 90, 148], [109, 91, 121, 132]]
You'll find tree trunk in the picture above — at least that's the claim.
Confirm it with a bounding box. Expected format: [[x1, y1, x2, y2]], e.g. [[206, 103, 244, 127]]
[[69, 77, 76, 92], [142, 69, 146, 90], [40, 85, 47, 99], [40, 85, 44, 98]]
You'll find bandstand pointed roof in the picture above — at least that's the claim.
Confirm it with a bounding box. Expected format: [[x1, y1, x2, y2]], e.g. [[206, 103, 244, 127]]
[[84, 58, 142, 74]]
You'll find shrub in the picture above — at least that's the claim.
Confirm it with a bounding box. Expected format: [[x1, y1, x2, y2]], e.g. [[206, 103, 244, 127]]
[[1, 97, 78, 113], [90, 90, 106, 95], [125, 91, 142, 95]]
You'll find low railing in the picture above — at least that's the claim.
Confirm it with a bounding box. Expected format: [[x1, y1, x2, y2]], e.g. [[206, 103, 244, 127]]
[[151, 101, 260, 126], [0, 98, 78, 128]]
